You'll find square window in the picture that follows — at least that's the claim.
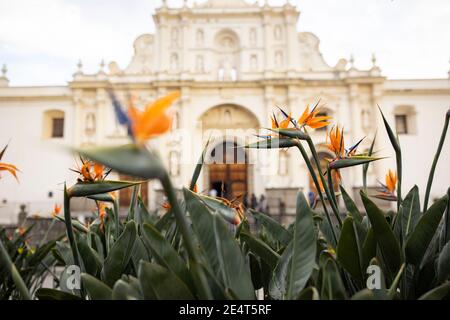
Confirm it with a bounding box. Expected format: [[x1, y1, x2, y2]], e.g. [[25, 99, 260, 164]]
[[395, 115, 408, 134], [52, 118, 64, 138]]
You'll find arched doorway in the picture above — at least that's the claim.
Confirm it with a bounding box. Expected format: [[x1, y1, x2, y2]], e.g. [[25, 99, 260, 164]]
[[208, 140, 248, 200], [199, 104, 259, 201]]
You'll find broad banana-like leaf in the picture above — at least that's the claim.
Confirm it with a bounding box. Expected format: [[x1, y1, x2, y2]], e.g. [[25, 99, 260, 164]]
[[213, 214, 255, 300], [251, 209, 292, 247], [112, 276, 142, 300], [81, 273, 112, 300], [401, 185, 421, 241], [361, 191, 403, 279], [240, 231, 280, 270], [138, 261, 194, 300], [340, 185, 362, 223], [418, 281, 450, 300], [297, 287, 320, 300], [286, 192, 317, 300], [405, 195, 448, 266], [337, 217, 364, 284], [35, 288, 82, 301], [437, 240, 450, 283], [77, 239, 102, 277], [101, 221, 136, 287], [321, 258, 347, 300], [78, 144, 165, 179], [141, 223, 193, 290]]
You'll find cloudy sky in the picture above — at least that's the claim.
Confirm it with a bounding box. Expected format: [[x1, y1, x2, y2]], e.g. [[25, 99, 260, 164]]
[[0, 0, 449, 86]]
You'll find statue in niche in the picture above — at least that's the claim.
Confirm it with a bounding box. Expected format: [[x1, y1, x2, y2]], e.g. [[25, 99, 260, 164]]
[[224, 109, 232, 123], [275, 51, 284, 68], [85, 112, 96, 136], [196, 55, 204, 73], [250, 55, 258, 71], [196, 29, 204, 47], [274, 25, 282, 40], [170, 53, 179, 71], [249, 28, 257, 46], [362, 109, 371, 130], [171, 28, 179, 47]]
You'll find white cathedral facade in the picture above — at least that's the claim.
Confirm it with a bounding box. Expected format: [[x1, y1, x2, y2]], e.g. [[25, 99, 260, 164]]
[[1, 0, 449, 223]]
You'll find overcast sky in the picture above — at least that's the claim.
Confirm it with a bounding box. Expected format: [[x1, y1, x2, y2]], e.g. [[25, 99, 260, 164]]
[[0, 0, 449, 86]]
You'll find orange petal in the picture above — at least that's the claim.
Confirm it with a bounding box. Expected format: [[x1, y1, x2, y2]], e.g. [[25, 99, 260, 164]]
[[298, 106, 310, 124], [308, 121, 330, 129], [134, 92, 180, 142]]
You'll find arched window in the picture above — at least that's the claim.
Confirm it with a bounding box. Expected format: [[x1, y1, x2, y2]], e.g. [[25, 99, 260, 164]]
[[393, 105, 417, 135], [43, 110, 65, 139]]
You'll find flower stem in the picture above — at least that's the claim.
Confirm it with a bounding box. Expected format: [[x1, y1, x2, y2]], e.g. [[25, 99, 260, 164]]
[[327, 167, 339, 209], [0, 239, 32, 300], [113, 198, 120, 239], [295, 141, 338, 245], [159, 171, 213, 299], [423, 111, 449, 212], [306, 137, 342, 227], [64, 185, 81, 268]]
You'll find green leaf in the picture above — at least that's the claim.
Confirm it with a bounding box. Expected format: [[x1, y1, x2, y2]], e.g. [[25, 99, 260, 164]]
[[340, 186, 362, 223], [378, 106, 402, 208], [286, 192, 317, 299], [77, 238, 102, 277], [87, 193, 115, 203], [112, 277, 142, 300], [36, 288, 82, 300], [337, 217, 364, 284], [196, 194, 239, 225], [405, 195, 448, 266], [213, 214, 255, 300], [351, 289, 389, 300], [437, 240, 450, 283], [362, 228, 377, 272], [363, 132, 377, 191], [141, 223, 193, 290], [329, 156, 384, 170], [78, 144, 165, 179], [138, 261, 194, 300], [267, 128, 309, 140], [321, 258, 347, 300], [101, 221, 136, 287], [244, 138, 297, 149], [361, 191, 403, 279], [269, 242, 293, 300], [68, 180, 142, 198], [184, 189, 222, 277], [130, 236, 150, 271], [418, 281, 450, 300], [297, 287, 320, 300], [401, 185, 421, 240], [240, 231, 280, 270], [251, 209, 292, 247], [81, 273, 112, 300], [387, 263, 405, 299], [189, 138, 211, 190]]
